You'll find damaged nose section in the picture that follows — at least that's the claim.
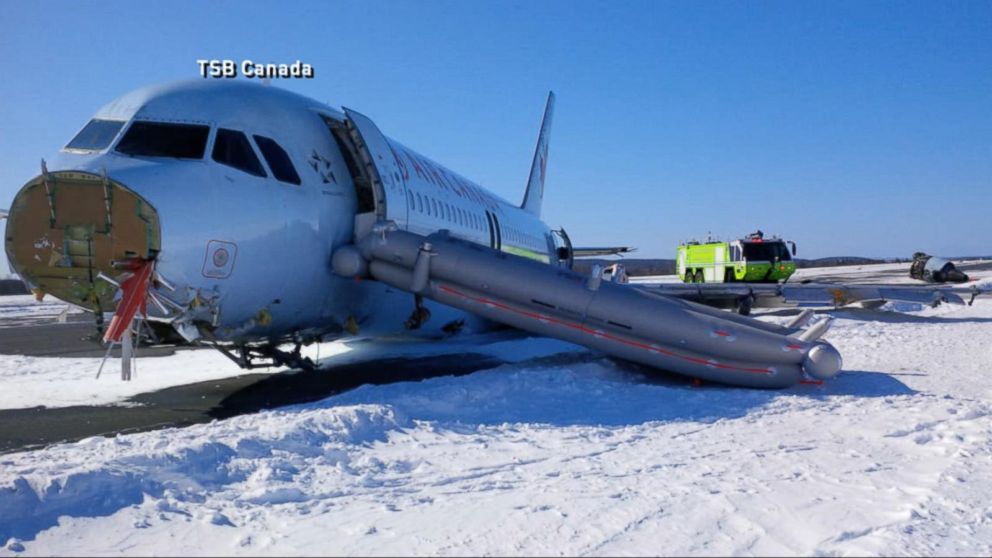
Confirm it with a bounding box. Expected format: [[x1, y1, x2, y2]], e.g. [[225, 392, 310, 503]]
[[3, 169, 161, 314]]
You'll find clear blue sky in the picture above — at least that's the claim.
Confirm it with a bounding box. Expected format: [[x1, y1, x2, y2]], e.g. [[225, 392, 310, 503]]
[[2, 0, 990, 259]]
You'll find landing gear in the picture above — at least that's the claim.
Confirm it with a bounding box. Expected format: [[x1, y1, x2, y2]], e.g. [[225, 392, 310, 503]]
[[405, 294, 431, 330], [735, 295, 753, 316], [441, 318, 465, 336], [209, 339, 317, 372]]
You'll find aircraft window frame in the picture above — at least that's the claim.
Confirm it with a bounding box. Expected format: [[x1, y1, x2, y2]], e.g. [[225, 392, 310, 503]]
[[431, 198, 438, 217], [253, 134, 301, 185], [115, 121, 210, 159], [407, 190, 415, 210], [212, 128, 267, 178], [65, 119, 126, 152], [417, 193, 424, 213]]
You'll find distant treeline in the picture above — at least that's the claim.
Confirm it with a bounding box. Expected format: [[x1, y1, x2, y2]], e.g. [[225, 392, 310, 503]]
[[573, 257, 897, 277]]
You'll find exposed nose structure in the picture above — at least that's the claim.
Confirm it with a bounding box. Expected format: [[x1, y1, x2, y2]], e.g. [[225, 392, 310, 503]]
[[4, 170, 161, 313]]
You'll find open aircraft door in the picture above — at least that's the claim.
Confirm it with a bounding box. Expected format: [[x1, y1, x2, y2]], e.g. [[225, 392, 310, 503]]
[[343, 108, 409, 238]]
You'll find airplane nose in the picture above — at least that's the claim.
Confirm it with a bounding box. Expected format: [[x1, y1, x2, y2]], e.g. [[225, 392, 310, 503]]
[[4, 170, 161, 312]]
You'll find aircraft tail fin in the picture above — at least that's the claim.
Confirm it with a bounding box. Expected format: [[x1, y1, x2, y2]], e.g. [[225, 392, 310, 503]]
[[521, 91, 555, 217]]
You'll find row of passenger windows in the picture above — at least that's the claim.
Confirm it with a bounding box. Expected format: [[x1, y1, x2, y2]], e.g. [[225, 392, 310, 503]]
[[67, 119, 301, 185], [404, 190, 540, 249], [406, 190, 488, 233], [504, 225, 541, 250]]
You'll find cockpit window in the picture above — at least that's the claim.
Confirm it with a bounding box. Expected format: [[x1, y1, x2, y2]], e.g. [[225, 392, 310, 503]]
[[253, 135, 301, 185], [212, 129, 266, 177], [65, 119, 126, 151], [116, 121, 209, 159]]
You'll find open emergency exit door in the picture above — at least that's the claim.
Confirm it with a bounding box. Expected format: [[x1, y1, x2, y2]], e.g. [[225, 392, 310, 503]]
[[343, 108, 410, 239]]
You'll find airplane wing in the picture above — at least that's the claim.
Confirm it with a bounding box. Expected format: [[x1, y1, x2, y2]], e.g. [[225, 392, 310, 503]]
[[0, 208, 8, 220], [635, 281, 991, 314], [573, 246, 636, 258]]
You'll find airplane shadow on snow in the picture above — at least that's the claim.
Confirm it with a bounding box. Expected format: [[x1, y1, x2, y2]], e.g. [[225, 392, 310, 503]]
[[268, 348, 918, 429]]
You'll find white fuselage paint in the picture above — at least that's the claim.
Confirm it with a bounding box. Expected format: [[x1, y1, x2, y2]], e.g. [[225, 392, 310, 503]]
[[43, 80, 558, 342]]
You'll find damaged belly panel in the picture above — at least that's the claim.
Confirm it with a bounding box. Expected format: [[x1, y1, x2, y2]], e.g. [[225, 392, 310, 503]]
[[4, 170, 161, 312]]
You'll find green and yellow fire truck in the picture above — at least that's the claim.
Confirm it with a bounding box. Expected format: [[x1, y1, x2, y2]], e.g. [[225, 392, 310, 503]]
[[677, 231, 797, 283]]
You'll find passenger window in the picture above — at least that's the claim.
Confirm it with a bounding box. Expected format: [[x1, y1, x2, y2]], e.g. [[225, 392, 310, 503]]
[[66, 119, 125, 151], [431, 198, 438, 217], [116, 121, 210, 159], [407, 190, 414, 210], [213, 129, 266, 177], [417, 193, 424, 213], [253, 135, 301, 185]]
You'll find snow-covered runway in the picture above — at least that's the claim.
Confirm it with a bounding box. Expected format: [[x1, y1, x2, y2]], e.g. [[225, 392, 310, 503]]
[[1, 265, 991, 555]]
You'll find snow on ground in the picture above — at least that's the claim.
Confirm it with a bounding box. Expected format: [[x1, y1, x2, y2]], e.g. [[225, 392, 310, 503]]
[[0, 347, 275, 410], [1, 265, 991, 555], [0, 295, 83, 321], [0, 327, 581, 410]]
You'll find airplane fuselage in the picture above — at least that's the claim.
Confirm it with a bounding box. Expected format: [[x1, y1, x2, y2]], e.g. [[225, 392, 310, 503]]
[[5, 80, 562, 344]]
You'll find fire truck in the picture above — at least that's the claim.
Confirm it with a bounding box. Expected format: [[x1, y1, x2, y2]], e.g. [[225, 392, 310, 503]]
[[677, 231, 797, 283]]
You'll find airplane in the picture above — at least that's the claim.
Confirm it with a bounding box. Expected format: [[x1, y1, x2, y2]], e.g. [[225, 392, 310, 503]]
[[7, 78, 944, 389]]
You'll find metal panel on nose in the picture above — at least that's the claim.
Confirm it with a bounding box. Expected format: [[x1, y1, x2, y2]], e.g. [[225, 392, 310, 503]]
[[4, 170, 161, 312]]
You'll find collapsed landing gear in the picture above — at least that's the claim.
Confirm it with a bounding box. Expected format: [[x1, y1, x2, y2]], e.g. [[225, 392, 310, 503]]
[[404, 294, 431, 330], [210, 339, 317, 372]]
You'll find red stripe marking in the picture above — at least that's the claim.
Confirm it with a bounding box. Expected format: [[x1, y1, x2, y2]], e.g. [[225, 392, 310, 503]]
[[438, 284, 772, 375]]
